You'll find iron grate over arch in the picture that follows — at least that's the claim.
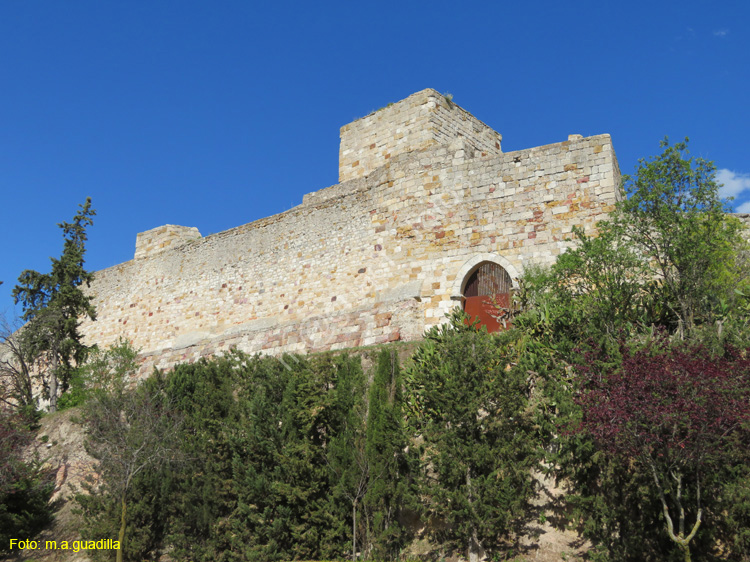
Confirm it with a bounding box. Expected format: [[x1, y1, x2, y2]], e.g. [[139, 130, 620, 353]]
[[463, 262, 513, 298]]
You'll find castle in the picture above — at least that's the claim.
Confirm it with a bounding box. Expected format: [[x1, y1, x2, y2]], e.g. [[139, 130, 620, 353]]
[[79, 89, 621, 373]]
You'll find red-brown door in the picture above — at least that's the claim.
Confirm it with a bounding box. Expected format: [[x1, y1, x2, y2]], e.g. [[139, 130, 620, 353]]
[[462, 262, 513, 333]]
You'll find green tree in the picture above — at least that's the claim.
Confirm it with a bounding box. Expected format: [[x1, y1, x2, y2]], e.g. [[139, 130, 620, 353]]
[[270, 354, 347, 560], [164, 352, 363, 562], [514, 225, 647, 345], [518, 138, 749, 350], [512, 138, 750, 561], [166, 352, 254, 562], [325, 353, 369, 561], [80, 344, 183, 562], [0, 406, 53, 554], [615, 138, 748, 335], [363, 348, 413, 560], [406, 311, 538, 561], [13, 198, 97, 411]]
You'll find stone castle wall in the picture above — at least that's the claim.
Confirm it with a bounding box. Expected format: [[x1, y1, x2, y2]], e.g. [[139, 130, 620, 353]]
[[79, 89, 621, 374]]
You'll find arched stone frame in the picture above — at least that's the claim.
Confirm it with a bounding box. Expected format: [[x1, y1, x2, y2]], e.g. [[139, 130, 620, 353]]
[[449, 253, 522, 301]]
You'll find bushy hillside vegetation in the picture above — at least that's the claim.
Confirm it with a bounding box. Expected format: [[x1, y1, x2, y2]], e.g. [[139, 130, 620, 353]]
[[74, 324, 538, 562], [0, 407, 54, 553], [510, 138, 750, 562]]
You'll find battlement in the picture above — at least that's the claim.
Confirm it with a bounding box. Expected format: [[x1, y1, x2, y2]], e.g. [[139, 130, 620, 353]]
[[339, 88, 502, 182]]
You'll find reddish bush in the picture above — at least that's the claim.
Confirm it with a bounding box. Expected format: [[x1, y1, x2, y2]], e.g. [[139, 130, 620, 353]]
[[579, 342, 750, 466], [575, 340, 750, 561]]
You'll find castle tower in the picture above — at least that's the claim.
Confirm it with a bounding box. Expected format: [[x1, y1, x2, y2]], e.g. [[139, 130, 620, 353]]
[[339, 88, 502, 182]]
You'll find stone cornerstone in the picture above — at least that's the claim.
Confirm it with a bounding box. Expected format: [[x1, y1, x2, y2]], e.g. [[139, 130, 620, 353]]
[[79, 88, 621, 373]]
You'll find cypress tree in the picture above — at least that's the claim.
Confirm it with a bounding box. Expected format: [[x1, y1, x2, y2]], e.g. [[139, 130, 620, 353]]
[[406, 311, 538, 561], [364, 348, 412, 559], [326, 353, 368, 560]]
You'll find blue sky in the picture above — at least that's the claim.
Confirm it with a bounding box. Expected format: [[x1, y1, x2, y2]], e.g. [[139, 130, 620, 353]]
[[2, 1, 748, 316]]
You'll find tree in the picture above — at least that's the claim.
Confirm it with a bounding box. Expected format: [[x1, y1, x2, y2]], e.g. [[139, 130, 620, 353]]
[[511, 138, 750, 560], [156, 352, 371, 562], [406, 310, 538, 561], [514, 225, 648, 345], [519, 138, 749, 349], [615, 138, 748, 335], [362, 348, 413, 560], [0, 316, 36, 411], [325, 353, 369, 561], [270, 354, 352, 560], [0, 406, 53, 553], [81, 343, 183, 562], [165, 352, 252, 562], [576, 338, 750, 562], [13, 198, 97, 411]]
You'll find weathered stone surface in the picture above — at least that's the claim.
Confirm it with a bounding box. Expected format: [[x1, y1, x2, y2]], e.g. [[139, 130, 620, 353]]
[[377, 280, 423, 303], [79, 88, 622, 374], [339, 89, 502, 182], [134, 224, 201, 260]]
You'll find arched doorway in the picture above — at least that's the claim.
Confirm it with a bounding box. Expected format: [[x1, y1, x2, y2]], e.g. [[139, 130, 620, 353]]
[[462, 262, 513, 333]]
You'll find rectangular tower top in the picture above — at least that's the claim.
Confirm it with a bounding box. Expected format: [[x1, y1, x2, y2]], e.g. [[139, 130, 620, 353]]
[[339, 88, 502, 183]]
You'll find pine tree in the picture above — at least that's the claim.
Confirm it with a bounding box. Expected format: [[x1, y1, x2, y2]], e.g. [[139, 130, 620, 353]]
[[13, 198, 96, 411]]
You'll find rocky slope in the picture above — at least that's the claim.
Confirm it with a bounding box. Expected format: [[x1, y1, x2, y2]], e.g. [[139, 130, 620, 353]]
[[8, 409, 95, 562]]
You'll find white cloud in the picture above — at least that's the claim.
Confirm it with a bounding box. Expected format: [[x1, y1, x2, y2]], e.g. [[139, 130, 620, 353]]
[[717, 169, 750, 199], [713, 29, 729, 37], [737, 201, 750, 213]]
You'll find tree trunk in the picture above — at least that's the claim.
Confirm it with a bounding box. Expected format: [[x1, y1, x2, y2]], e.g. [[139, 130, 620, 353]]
[[466, 467, 482, 562], [117, 493, 126, 562], [49, 353, 58, 412], [352, 499, 357, 562], [468, 531, 481, 562], [649, 463, 701, 562]]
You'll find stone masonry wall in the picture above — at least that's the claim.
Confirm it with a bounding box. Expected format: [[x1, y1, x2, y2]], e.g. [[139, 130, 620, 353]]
[[79, 90, 621, 375], [339, 89, 502, 183], [134, 225, 202, 260], [734, 213, 750, 231]]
